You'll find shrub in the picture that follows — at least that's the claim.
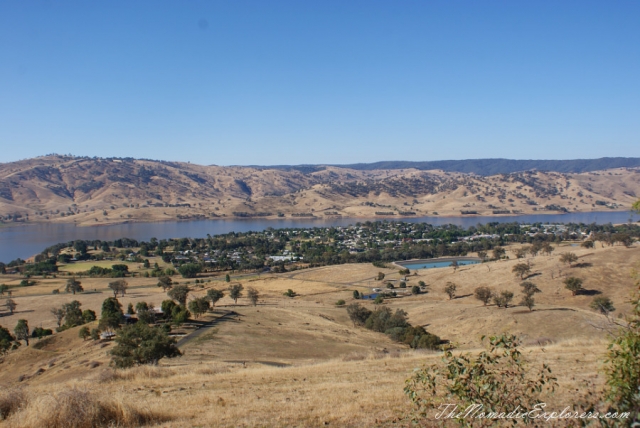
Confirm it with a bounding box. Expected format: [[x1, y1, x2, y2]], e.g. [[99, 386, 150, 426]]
[[404, 334, 557, 424], [110, 323, 181, 368], [411, 285, 420, 295], [444, 282, 456, 300], [590, 296, 615, 315], [78, 326, 90, 341], [0, 387, 26, 421], [283, 289, 296, 298], [474, 286, 493, 305], [564, 277, 584, 296], [353, 290, 360, 299], [336, 299, 346, 306], [346, 303, 372, 326]]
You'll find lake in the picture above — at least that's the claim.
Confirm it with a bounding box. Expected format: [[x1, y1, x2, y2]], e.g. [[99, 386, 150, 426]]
[[396, 257, 481, 270], [0, 210, 637, 263]]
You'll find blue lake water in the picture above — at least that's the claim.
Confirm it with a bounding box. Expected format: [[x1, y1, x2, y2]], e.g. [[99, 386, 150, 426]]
[[0, 210, 636, 263], [399, 260, 480, 270]]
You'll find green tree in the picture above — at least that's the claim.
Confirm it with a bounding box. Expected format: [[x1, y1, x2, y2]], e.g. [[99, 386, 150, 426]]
[[108, 279, 128, 298], [346, 303, 372, 327], [168, 285, 190, 306], [581, 240, 595, 249], [14, 319, 29, 346], [377, 272, 385, 281], [404, 334, 557, 425], [514, 247, 529, 259], [0, 284, 8, 295], [560, 252, 579, 267], [62, 300, 84, 327], [157, 276, 173, 291], [411, 285, 420, 295], [493, 290, 514, 308], [477, 251, 487, 261], [90, 328, 101, 341], [207, 288, 224, 308], [444, 282, 456, 300], [229, 284, 244, 304], [520, 281, 541, 297], [492, 246, 506, 260], [590, 296, 616, 316], [247, 287, 259, 306], [0, 325, 16, 355], [541, 242, 554, 256], [65, 277, 83, 295], [110, 322, 181, 368], [82, 309, 97, 323], [127, 302, 135, 315], [188, 297, 210, 319], [474, 286, 493, 306], [225, 274, 231, 282], [520, 294, 536, 311], [79, 326, 90, 341], [99, 297, 123, 332], [564, 277, 584, 296], [602, 279, 640, 425], [512, 263, 531, 280], [177, 263, 202, 278], [353, 290, 360, 299]]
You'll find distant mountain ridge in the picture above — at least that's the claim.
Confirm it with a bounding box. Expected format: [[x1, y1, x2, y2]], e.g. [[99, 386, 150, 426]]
[[1, 155, 639, 226], [253, 157, 640, 176]]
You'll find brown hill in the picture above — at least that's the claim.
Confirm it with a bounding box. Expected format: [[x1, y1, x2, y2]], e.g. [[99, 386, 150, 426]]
[[1, 155, 638, 226]]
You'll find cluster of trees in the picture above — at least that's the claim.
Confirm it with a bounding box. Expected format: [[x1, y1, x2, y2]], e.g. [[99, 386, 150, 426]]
[[86, 264, 130, 277], [346, 303, 441, 349], [51, 300, 96, 331]]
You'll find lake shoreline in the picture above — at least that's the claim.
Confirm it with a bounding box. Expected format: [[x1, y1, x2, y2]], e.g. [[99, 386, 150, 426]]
[[0, 208, 635, 230]]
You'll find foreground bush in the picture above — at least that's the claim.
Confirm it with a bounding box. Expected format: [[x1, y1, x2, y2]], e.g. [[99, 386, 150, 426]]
[[405, 334, 557, 425], [110, 322, 181, 368], [5, 387, 168, 427]]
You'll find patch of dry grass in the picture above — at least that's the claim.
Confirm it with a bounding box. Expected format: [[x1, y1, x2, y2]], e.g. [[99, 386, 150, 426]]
[[5, 387, 170, 428]]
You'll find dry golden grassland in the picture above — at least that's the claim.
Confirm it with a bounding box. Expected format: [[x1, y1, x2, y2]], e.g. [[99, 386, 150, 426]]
[[0, 242, 638, 426]]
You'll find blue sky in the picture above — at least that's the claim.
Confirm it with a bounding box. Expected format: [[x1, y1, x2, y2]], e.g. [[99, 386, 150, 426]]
[[1, 1, 639, 166]]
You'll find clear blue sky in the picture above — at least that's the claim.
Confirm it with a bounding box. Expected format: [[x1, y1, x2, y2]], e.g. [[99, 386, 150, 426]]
[[1, 1, 639, 166]]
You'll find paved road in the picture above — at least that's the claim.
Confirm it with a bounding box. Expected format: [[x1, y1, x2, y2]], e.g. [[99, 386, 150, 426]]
[[176, 310, 236, 347]]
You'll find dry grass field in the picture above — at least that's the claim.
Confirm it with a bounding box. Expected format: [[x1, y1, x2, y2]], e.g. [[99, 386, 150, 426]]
[[0, 242, 638, 426]]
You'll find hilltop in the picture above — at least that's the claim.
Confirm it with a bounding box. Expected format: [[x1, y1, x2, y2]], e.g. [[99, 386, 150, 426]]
[[1, 155, 639, 226]]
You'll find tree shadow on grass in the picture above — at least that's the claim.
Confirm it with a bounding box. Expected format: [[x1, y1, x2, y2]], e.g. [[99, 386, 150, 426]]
[[579, 289, 602, 296], [574, 262, 593, 268], [454, 294, 473, 300]]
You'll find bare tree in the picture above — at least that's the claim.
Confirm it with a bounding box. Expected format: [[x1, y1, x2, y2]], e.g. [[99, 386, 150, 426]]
[[6, 298, 17, 315], [51, 307, 65, 328]]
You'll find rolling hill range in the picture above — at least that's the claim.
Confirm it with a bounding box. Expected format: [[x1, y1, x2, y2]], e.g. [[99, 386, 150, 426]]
[[1, 155, 639, 226]]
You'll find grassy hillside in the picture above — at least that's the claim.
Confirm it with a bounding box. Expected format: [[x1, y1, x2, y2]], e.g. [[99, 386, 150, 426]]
[[0, 241, 638, 426]]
